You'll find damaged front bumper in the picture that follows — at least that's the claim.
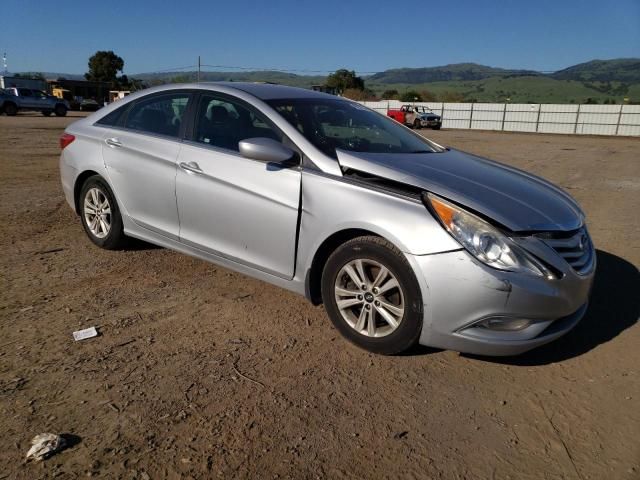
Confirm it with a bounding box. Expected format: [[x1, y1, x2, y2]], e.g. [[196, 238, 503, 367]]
[[408, 249, 595, 356]]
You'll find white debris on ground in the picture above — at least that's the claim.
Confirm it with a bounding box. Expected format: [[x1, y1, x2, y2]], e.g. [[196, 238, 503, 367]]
[[25, 433, 66, 461], [72, 326, 98, 341]]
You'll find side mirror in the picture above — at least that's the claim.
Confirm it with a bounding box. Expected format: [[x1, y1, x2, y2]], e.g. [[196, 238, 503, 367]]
[[238, 137, 296, 164]]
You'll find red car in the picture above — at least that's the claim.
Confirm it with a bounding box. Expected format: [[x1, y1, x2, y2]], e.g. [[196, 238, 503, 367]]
[[387, 104, 442, 130]]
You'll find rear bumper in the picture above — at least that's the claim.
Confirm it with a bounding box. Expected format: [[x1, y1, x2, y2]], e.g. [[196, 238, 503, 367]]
[[408, 249, 595, 356], [59, 151, 78, 211]]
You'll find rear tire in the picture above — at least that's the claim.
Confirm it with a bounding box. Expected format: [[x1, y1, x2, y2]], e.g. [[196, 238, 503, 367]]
[[79, 175, 127, 250], [321, 236, 423, 355], [4, 103, 18, 116], [413, 119, 421, 129], [54, 104, 67, 117], [42, 110, 52, 117], [433, 125, 441, 130]]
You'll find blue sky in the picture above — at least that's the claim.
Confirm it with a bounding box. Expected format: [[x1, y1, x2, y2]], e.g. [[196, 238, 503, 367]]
[[2, 0, 638, 75]]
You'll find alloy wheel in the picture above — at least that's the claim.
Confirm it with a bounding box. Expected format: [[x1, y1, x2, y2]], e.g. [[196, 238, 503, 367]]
[[334, 258, 405, 338], [83, 187, 111, 238]]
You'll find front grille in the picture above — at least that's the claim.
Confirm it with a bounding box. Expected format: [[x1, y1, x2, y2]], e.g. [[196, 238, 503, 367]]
[[537, 227, 594, 275]]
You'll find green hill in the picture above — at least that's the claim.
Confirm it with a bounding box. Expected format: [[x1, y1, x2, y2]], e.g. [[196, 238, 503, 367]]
[[368, 63, 539, 83], [138, 70, 325, 88], [551, 58, 640, 82], [26, 58, 637, 103], [368, 76, 638, 104]]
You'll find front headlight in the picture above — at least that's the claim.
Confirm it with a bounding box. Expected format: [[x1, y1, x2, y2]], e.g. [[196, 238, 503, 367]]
[[426, 193, 555, 278]]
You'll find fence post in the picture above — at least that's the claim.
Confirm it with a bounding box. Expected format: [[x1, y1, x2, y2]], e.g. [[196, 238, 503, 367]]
[[574, 104, 581, 134], [501, 103, 507, 131], [469, 102, 474, 129], [615, 104, 623, 136], [535, 104, 541, 132]]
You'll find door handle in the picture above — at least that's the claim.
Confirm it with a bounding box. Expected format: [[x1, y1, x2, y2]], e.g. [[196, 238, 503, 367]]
[[105, 137, 122, 148], [179, 161, 203, 174]]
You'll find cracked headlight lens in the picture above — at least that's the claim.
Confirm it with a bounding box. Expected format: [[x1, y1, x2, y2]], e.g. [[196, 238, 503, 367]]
[[427, 193, 554, 278]]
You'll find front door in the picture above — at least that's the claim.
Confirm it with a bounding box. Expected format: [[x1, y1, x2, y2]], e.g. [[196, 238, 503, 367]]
[[18, 88, 37, 108], [176, 93, 301, 279], [101, 91, 192, 239]]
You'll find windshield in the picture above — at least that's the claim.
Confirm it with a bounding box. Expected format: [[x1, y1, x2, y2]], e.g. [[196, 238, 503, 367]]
[[267, 98, 441, 158]]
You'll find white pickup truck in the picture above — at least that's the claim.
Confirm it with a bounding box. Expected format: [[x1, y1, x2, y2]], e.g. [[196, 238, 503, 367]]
[[2, 87, 70, 117]]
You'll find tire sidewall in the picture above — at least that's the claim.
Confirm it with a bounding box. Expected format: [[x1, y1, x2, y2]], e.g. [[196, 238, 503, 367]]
[[321, 238, 423, 355], [79, 176, 125, 249], [5, 103, 17, 116], [54, 104, 67, 117]]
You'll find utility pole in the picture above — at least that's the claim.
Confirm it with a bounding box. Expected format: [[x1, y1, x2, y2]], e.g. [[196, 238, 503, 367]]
[[197, 56, 201, 83]]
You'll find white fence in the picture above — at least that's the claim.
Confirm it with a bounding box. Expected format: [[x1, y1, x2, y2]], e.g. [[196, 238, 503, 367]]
[[358, 100, 640, 137]]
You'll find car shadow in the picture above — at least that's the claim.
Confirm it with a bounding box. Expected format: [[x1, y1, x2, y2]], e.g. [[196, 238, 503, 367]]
[[124, 238, 162, 251], [464, 249, 639, 366]]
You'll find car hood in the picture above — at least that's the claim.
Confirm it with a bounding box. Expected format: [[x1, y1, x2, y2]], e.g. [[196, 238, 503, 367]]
[[336, 148, 584, 232]]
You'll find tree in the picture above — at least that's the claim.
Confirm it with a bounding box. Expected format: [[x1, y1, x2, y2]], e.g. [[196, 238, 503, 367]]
[[326, 69, 365, 93], [85, 51, 124, 83], [399, 90, 422, 102]]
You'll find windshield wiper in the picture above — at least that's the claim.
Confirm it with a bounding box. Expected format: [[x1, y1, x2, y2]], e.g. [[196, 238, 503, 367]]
[[408, 150, 433, 153]]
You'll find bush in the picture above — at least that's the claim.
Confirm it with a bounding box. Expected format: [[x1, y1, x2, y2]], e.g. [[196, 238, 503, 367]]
[[440, 91, 466, 102], [399, 90, 422, 102], [342, 88, 377, 101], [419, 90, 437, 102], [381, 89, 399, 99]]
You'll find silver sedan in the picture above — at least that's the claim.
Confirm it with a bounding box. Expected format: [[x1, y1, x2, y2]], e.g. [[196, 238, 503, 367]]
[[59, 83, 595, 355]]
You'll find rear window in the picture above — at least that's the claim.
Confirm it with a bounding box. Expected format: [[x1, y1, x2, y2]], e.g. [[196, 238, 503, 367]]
[[95, 103, 130, 127], [125, 93, 190, 138]]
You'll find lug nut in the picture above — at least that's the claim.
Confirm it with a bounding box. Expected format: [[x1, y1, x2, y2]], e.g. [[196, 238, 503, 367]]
[[373, 288, 379, 294], [365, 304, 371, 310], [375, 301, 380, 306], [357, 295, 363, 300]]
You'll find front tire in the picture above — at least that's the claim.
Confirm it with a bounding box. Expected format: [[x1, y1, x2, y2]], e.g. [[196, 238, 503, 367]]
[[42, 110, 52, 117], [79, 176, 127, 249], [321, 236, 423, 355], [54, 104, 67, 117], [4, 103, 18, 116]]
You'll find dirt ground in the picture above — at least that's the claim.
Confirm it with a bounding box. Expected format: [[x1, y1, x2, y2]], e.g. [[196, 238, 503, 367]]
[[1, 112, 638, 480]]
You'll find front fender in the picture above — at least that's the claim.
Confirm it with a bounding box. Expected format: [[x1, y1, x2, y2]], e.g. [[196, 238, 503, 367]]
[[296, 170, 459, 275]]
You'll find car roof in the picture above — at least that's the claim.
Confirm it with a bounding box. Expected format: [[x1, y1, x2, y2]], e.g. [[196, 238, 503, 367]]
[[203, 82, 338, 101]]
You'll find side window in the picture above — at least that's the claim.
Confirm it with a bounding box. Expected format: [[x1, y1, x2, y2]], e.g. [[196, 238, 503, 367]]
[[95, 103, 130, 127], [125, 93, 190, 138], [19, 88, 33, 97], [193, 94, 282, 152]]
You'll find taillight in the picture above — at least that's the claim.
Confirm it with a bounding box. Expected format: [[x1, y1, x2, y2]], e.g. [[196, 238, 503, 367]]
[[60, 133, 75, 149]]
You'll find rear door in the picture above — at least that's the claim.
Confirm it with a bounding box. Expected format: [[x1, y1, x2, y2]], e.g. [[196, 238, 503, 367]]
[[99, 91, 192, 239], [175, 92, 301, 278]]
